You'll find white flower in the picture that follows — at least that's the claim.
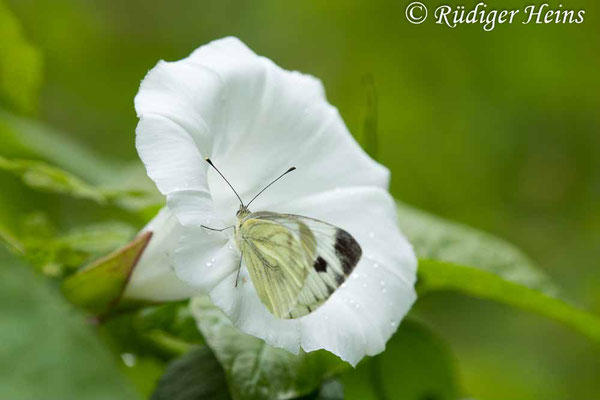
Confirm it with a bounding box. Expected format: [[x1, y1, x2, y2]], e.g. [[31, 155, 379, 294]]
[[127, 37, 417, 366]]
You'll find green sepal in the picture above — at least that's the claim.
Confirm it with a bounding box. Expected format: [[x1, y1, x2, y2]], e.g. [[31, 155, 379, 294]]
[[61, 231, 152, 315]]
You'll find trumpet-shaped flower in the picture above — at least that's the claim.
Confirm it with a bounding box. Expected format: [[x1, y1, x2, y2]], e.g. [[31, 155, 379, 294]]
[[126, 37, 417, 365]]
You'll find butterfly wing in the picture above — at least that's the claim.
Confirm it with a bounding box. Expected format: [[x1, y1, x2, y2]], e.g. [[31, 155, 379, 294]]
[[236, 213, 316, 318], [238, 211, 362, 319]]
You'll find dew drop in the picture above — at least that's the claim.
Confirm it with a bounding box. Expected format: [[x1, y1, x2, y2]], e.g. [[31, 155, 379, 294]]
[[382, 288, 387, 293], [355, 303, 360, 309], [380, 281, 386, 287], [205, 261, 213, 267], [352, 273, 360, 280], [368, 231, 376, 239], [372, 263, 379, 269], [121, 353, 136, 367]]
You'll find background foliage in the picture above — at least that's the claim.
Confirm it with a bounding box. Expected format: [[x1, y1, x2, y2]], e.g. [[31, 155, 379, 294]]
[[1, 0, 599, 399]]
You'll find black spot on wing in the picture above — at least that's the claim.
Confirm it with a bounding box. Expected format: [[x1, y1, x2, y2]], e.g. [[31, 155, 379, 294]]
[[334, 229, 362, 275], [313, 256, 328, 272]]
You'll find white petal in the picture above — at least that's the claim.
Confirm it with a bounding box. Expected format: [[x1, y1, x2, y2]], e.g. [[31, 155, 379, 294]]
[[135, 114, 211, 196], [124, 207, 199, 301], [174, 227, 239, 291], [135, 37, 389, 228], [204, 186, 416, 365]]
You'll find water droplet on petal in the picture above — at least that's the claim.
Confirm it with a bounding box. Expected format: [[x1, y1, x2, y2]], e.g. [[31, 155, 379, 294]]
[[368, 231, 376, 239], [352, 273, 359, 280], [205, 261, 213, 267], [372, 263, 379, 269], [380, 281, 385, 287], [382, 288, 387, 293], [355, 303, 360, 309]]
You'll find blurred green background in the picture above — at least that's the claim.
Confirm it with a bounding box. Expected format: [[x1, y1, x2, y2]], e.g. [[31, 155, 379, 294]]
[[1, 0, 599, 399]]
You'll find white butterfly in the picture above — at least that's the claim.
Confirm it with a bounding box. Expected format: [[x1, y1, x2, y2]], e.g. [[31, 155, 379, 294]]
[[202, 159, 362, 319]]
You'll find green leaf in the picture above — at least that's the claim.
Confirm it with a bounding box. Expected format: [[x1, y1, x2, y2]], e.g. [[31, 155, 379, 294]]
[[151, 347, 232, 400], [0, 111, 163, 202], [0, 1, 43, 114], [398, 203, 600, 345], [61, 231, 152, 315], [341, 319, 459, 400], [418, 259, 600, 344], [0, 112, 163, 239], [98, 305, 199, 370], [0, 155, 151, 205], [0, 113, 121, 240], [397, 202, 557, 295], [0, 249, 141, 400], [0, 110, 115, 182], [190, 297, 349, 400], [15, 214, 136, 277], [0, 155, 106, 202], [136, 302, 205, 345]]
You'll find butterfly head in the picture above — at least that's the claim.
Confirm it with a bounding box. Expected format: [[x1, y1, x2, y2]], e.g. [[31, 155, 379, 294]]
[[236, 205, 251, 219]]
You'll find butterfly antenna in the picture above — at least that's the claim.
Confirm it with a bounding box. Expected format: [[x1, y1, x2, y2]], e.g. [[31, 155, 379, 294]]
[[246, 167, 296, 207], [205, 158, 244, 207]]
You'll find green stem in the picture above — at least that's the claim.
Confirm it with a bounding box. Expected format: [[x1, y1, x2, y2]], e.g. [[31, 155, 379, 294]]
[[417, 259, 600, 344]]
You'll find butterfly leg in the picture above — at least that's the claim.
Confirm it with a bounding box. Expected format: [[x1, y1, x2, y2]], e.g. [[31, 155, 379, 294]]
[[235, 254, 243, 287], [201, 225, 234, 232]]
